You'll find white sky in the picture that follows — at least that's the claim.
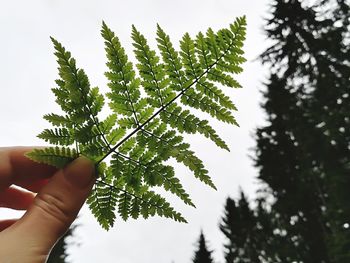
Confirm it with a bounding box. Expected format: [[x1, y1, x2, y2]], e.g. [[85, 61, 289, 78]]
[[0, 0, 270, 262]]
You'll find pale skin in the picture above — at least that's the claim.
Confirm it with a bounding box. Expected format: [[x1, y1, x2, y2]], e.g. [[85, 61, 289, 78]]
[[0, 147, 95, 262]]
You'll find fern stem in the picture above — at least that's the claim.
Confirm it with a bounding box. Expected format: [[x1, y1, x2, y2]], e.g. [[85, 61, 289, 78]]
[[120, 66, 141, 126], [148, 66, 165, 107], [114, 151, 144, 166], [140, 129, 169, 145], [60, 51, 113, 155], [107, 148, 192, 204], [73, 124, 80, 155], [97, 37, 236, 165], [104, 27, 141, 127]]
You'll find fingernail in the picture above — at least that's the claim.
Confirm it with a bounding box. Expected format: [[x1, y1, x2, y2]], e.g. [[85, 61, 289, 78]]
[[64, 157, 95, 188]]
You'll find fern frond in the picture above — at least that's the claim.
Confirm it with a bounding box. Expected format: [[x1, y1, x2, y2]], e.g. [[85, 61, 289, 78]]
[[132, 25, 174, 107], [29, 16, 247, 230], [102, 22, 143, 127], [38, 128, 74, 146], [179, 34, 238, 124], [43, 113, 71, 127], [156, 26, 230, 150], [26, 147, 77, 168], [94, 179, 187, 227], [118, 191, 132, 221], [50, 37, 113, 162], [156, 24, 186, 93], [137, 126, 216, 189], [138, 190, 187, 223], [149, 163, 195, 207], [161, 104, 229, 150], [88, 183, 116, 230]]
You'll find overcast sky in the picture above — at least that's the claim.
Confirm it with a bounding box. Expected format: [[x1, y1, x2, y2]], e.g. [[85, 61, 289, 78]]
[[0, 0, 270, 262]]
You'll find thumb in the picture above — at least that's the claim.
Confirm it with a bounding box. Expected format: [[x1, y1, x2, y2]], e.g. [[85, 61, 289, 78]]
[[14, 156, 95, 250]]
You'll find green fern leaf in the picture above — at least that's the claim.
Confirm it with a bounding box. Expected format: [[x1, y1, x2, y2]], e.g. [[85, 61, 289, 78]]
[[88, 182, 117, 230], [139, 190, 187, 223], [132, 25, 173, 106], [26, 147, 77, 168], [28, 16, 247, 230], [43, 113, 71, 127], [38, 128, 74, 146], [118, 192, 131, 221]]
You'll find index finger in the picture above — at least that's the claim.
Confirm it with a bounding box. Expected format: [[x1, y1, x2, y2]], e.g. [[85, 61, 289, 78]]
[[0, 147, 57, 192]]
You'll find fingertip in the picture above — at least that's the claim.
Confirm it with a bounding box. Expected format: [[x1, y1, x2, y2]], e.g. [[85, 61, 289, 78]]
[[64, 156, 95, 189]]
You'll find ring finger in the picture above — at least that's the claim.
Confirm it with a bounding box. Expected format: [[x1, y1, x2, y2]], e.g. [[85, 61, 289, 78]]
[[0, 187, 35, 210]]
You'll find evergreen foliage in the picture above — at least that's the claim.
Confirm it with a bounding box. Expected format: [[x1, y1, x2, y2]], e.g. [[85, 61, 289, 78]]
[[219, 194, 290, 263], [219, 192, 260, 263], [26, 17, 247, 230], [47, 225, 76, 263], [190, 1, 350, 263], [215, 2, 350, 261], [254, 0, 350, 261], [192, 231, 214, 263]]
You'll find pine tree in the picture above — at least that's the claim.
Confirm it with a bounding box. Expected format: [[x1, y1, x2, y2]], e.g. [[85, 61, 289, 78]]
[[219, 192, 301, 263], [255, 0, 350, 262], [192, 231, 214, 263], [219, 192, 263, 263]]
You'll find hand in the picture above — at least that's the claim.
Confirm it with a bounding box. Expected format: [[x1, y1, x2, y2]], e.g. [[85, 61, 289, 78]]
[[0, 147, 95, 262]]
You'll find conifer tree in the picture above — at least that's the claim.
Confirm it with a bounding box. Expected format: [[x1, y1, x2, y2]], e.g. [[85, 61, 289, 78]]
[[198, 2, 349, 262], [192, 231, 214, 263], [255, 0, 350, 261], [219, 193, 300, 263], [47, 226, 76, 263], [191, 2, 349, 262], [219, 192, 263, 263]]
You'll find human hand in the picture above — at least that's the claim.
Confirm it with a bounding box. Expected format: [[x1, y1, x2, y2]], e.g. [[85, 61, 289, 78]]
[[0, 147, 95, 262]]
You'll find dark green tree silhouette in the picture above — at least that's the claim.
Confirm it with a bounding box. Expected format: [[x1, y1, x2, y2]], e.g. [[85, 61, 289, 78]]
[[47, 226, 76, 263], [255, 0, 350, 262], [219, 192, 292, 262], [192, 1, 349, 262], [219, 192, 260, 263], [192, 231, 214, 263]]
